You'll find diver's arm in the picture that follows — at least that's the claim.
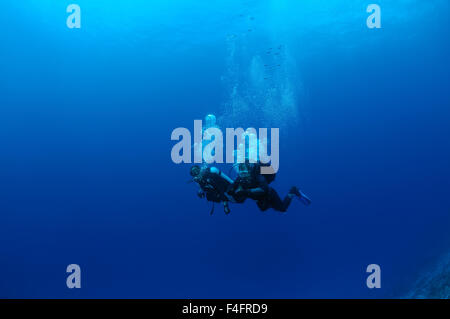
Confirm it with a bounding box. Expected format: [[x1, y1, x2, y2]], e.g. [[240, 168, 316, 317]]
[[232, 186, 265, 201], [197, 189, 205, 198], [247, 187, 266, 196], [245, 175, 269, 197]]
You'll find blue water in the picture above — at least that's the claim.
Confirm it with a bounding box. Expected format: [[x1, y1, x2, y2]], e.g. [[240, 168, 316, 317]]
[[1, 0, 449, 298]]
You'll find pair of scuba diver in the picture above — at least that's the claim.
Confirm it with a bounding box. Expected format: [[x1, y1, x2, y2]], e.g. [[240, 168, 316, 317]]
[[190, 162, 311, 215]]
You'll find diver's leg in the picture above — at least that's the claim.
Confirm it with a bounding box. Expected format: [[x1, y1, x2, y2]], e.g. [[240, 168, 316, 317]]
[[267, 188, 293, 213], [256, 199, 269, 211]]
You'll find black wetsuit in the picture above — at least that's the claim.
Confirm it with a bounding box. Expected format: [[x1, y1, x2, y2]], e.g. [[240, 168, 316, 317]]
[[196, 167, 232, 203], [255, 187, 295, 212], [230, 163, 295, 213]]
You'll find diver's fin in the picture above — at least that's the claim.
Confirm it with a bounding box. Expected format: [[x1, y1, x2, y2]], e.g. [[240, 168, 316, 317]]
[[289, 187, 312, 206], [210, 202, 215, 215], [298, 190, 312, 206]]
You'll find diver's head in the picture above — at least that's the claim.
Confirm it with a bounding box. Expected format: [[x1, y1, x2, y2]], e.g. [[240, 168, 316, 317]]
[[190, 165, 201, 178]]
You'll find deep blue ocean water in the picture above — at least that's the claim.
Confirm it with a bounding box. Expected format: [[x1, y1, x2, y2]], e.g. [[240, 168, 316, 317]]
[[1, 0, 449, 298]]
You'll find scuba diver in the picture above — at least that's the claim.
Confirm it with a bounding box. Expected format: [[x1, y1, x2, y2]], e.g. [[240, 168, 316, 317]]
[[190, 114, 241, 214], [190, 164, 235, 215], [228, 162, 311, 213], [188, 113, 311, 214]]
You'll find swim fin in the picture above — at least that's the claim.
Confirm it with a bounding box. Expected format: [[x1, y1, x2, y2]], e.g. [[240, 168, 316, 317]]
[[298, 190, 312, 206], [289, 187, 311, 206]]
